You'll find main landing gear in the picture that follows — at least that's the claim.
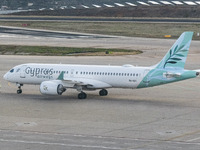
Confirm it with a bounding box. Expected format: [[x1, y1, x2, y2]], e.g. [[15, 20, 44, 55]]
[[99, 89, 108, 96], [78, 92, 87, 99], [17, 83, 23, 94], [77, 89, 108, 99]]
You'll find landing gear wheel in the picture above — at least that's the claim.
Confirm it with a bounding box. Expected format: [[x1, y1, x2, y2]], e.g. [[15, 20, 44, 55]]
[[78, 92, 87, 99], [17, 89, 22, 94], [99, 89, 108, 96], [16, 83, 23, 94]]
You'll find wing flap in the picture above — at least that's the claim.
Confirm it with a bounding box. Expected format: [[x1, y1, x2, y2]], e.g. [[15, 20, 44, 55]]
[[63, 77, 112, 89]]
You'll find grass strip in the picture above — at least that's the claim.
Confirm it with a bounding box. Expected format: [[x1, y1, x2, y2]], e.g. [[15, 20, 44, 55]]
[[1, 21, 200, 39], [0, 45, 142, 56]]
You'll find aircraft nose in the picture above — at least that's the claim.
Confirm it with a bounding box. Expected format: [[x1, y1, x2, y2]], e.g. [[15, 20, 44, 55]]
[[3, 73, 8, 80]]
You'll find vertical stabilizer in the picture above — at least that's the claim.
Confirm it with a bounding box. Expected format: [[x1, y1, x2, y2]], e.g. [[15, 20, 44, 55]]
[[156, 32, 193, 69]]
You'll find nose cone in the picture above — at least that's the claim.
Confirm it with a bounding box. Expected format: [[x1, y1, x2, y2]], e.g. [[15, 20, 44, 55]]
[[3, 73, 8, 80]]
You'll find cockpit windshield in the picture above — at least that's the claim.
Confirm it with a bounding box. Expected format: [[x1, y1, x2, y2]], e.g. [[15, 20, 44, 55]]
[[10, 69, 14, 73], [16, 68, 20, 72]]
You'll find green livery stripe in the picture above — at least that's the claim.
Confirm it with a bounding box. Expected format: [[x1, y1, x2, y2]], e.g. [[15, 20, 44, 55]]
[[137, 69, 197, 88]]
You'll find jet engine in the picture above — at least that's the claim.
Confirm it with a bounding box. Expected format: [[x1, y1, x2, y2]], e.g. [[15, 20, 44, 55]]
[[40, 81, 65, 95]]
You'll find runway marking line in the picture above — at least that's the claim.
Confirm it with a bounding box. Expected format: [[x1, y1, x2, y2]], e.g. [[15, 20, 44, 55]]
[[1, 129, 200, 149], [0, 138, 121, 150], [165, 129, 200, 141], [124, 130, 200, 149], [187, 136, 200, 142]]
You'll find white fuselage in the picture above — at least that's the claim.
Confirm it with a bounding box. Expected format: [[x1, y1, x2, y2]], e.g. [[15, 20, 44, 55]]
[[3, 32, 198, 98], [4, 63, 151, 89]]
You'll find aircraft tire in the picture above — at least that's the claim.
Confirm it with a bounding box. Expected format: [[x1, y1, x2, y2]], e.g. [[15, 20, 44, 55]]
[[78, 92, 87, 99], [99, 89, 108, 96], [17, 89, 22, 94]]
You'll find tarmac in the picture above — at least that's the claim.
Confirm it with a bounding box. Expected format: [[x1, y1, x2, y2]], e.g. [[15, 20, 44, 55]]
[[0, 27, 200, 149]]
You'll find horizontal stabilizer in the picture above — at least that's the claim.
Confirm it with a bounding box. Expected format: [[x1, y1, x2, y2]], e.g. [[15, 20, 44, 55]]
[[163, 72, 181, 78]]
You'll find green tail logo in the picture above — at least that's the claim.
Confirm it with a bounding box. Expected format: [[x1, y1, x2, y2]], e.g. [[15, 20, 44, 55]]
[[138, 32, 197, 89], [156, 32, 193, 69]]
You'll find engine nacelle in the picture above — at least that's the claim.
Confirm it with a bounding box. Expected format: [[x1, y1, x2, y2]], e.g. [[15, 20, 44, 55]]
[[40, 81, 65, 95]]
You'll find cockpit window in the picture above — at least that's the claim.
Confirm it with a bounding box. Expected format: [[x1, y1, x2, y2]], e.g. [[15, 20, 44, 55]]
[[10, 69, 14, 73], [16, 68, 20, 72]]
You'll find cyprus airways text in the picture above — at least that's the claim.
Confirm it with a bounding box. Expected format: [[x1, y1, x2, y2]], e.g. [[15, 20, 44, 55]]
[[25, 67, 54, 77]]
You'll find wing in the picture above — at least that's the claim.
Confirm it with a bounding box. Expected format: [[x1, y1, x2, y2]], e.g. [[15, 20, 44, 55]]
[[63, 77, 112, 89], [57, 71, 112, 89]]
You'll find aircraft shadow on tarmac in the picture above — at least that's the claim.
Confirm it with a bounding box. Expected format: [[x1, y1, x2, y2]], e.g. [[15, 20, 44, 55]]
[[0, 91, 181, 108]]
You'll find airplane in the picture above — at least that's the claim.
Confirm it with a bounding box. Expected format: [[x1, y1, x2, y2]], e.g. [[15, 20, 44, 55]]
[[3, 32, 200, 99]]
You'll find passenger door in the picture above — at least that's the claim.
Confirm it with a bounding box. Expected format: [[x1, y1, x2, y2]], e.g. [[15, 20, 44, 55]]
[[143, 69, 150, 84], [20, 65, 27, 78]]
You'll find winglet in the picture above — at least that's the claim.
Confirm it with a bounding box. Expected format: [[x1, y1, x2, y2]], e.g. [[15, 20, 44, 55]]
[[57, 71, 64, 80], [155, 32, 193, 69]]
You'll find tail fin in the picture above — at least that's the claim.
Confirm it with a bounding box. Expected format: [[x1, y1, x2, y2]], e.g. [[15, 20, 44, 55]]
[[155, 32, 193, 69]]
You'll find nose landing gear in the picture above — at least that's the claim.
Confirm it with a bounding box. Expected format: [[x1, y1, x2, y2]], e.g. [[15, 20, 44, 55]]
[[17, 83, 23, 94]]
